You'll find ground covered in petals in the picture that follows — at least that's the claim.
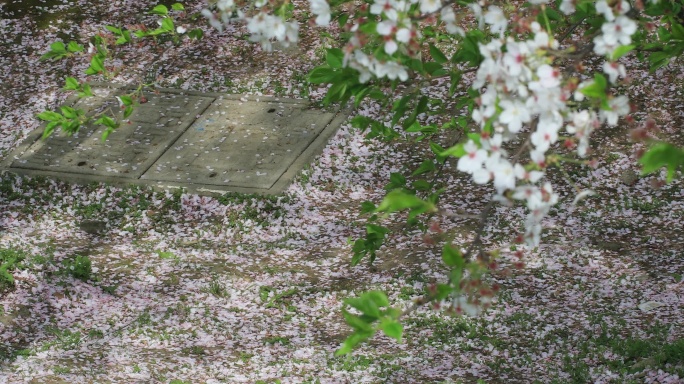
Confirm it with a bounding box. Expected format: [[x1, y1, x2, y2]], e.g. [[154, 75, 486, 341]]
[[0, 1, 683, 383]]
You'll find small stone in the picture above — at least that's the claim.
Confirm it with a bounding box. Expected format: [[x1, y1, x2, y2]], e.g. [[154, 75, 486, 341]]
[[619, 169, 639, 186], [78, 220, 107, 235], [638, 301, 665, 312]]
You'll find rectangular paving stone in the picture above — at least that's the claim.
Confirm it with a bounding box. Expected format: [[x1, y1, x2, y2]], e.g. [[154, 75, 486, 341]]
[[141, 97, 337, 190], [2, 87, 348, 196], [9, 89, 214, 179]]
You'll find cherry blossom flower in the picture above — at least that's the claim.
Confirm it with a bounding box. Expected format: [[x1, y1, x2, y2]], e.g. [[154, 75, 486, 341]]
[[374, 61, 408, 81], [420, 0, 442, 14], [531, 124, 559, 153], [309, 0, 331, 26], [481, 133, 508, 158], [440, 7, 465, 36], [514, 164, 543, 183], [566, 110, 597, 157], [560, 0, 576, 14], [601, 16, 637, 46], [600, 95, 630, 126], [603, 61, 626, 83], [457, 140, 487, 174], [370, 0, 400, 21], [499, 99, 531, 133], [484, 5, 507, 36], [595, 0, 615, 21]]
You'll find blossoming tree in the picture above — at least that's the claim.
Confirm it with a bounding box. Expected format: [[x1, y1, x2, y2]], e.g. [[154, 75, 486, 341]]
[[38, 0, 684, 354]]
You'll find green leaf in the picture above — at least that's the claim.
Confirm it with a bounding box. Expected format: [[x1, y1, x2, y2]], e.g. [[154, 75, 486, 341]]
[[95, 116, 117, 129], [189, 28, 203, 40], [362, 290, 389, 307], [440, 142, 466, 158], [119, 95, 133, 106], [106, 25, 122, 35], [158, 251, 176, 259], [308, 66, 337, 84], [611, 45, 634, 61], [424, 61, 444, 76], [639, 142, 684, 182], [326, 48, 344, 69], [360, 201, 376, 213], [335, 330, 374, 356], [391, 94, 412, 127], [579, 74, 607, 99], [672, 22, 684, 40], [123, 106, 134, 119], [50, 41, 66, 52], [412, 179, 432, 191], [64, 77, 79, 90], [101, 127, 114, 142], [379, 319, 403, 342], [150, 4, 168, 15], [429, 44, 448, 64], [412, 159, 436, 176], [171, 3, 184, 11], [86, 54, 105, 75], [345, 298, 380, 319], [161, 17, 174, 32], [449, 71, 462, 96], [442, 244, 464, 268], [67, 41, 83, 53], [342, 310, 373, 332], [60, 106, 77, 119], [376, 190, 434, 214], [648, 51, 672, 72], [386, 172, 406, 190], [37, 111, 62, 122], [115, 30, 132, 45], [42, 121, 59, 139], [80, 83, 93, 97]]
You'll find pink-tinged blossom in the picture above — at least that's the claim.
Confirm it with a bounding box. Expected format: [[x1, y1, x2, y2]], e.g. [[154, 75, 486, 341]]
[[566, 110, 597, 157], [503, 40, 530, 78], [531, 124, 559, 153], [481, 133, 508, 158], [601, 16, 637, 46], [309, 0, 331, 26], [535, 64, 560, 88], [560, 0, 575, 14], [499, 99, 531, 133], [593, 34, 618, 56], [514, 164, 543, 183], [457, 140, 487, 174], [419, 0, 441, 14], [603, 61, 626, 83], [484, 5, 507, 36], [370, 0, 402, 21], [488, 157, 516, 193], [441, 7, 465, 36], [377, 21, 411, 55], [348, 50, 375, 83], [595, 0, 615, 21], [374, 61, 408, 81], [600, 95, 630, 126]]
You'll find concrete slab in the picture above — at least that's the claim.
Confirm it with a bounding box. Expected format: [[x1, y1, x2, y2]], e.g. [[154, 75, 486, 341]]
[[2, 85, 348, 195]]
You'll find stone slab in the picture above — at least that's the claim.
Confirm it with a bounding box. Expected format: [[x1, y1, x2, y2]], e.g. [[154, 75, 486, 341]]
[[141, 98, 337, 190], [2, 86, 348, 196], [11, 90, 213, 179]]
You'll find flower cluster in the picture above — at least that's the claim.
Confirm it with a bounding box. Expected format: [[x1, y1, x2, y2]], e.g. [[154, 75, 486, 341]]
[[201, 0, 641, 246]]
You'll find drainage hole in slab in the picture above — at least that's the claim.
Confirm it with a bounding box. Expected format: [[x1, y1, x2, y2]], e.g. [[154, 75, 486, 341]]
[[209, 172, 217, 178], [267, 108, 276, 113], [77, 161, 87, 166]]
